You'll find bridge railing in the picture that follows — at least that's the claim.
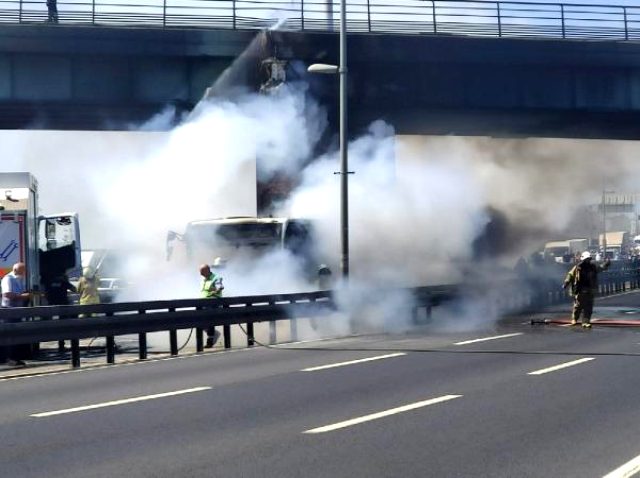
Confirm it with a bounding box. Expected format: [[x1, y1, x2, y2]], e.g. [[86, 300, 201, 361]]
[[0, 0, 639, 42]]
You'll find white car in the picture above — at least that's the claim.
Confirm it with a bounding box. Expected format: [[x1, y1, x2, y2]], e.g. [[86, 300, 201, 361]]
[[97, 278, 128, 303]]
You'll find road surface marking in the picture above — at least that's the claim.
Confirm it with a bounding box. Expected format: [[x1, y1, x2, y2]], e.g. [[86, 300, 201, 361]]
[[602, 453, 640, 478], [301, 353, 407, 372], [454, 333, 523, 345], [303, 395, 462, 434], [528, 358, 595, 376], [31, 386, 212, 417]]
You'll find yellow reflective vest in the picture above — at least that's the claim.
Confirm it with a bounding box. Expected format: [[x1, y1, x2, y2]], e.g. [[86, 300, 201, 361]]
[[201, 273, 222, 299]]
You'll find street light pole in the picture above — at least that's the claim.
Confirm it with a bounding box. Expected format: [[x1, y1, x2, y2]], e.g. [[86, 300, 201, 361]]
[[602, 189, 606, 256], [339, 0, 349, 279], [307, 0, 349, 280]]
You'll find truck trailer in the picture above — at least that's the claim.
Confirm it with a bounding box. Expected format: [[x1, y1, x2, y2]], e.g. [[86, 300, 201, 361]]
[[599, 231, 631, 259]]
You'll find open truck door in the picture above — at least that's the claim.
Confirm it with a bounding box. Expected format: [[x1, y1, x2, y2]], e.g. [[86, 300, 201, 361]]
[[38, 213, 82, 281]]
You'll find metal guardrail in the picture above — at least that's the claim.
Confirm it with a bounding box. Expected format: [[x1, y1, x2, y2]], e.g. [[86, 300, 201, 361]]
[[0, 285, 458, 368], [523, 264, 640, 309], [1, 267, 638, 369], [0, 0, 639, 42]]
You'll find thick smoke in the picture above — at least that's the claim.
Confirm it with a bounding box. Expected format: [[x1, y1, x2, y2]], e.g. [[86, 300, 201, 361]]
[[283, 122, 487, 287], [281, 131, 640, 331], [5, 28, 640, 334], [399, 135, 635, 261]]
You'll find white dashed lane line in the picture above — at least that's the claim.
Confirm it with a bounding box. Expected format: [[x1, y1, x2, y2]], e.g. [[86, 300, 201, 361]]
[[300, 353, 407, 372], [303, 395, 462, 434], [602, 452, 640, 478], [31, 386, 212, 418], [454, 333, 523, 346], [527, 358, 595, 376]]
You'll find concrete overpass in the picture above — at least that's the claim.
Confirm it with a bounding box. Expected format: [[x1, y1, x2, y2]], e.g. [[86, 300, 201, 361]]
[[2, 0, 640, 138]]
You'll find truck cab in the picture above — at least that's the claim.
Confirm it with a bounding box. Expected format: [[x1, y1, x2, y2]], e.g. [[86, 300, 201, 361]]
[[0, 173, 81, 297]]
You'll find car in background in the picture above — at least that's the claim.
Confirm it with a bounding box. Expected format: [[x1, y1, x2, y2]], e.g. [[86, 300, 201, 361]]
[[97, 277, 129, 303]]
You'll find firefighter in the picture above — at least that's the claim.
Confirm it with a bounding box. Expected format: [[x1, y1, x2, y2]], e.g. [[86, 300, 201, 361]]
[[563, 251, 610, 328], [78, 267, 100, 306], [77, 267, 100, 319], [200, 262, 224, 348]]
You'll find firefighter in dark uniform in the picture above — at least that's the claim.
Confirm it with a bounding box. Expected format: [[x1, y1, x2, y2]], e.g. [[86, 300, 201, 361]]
[[563, 251, 610, 328]]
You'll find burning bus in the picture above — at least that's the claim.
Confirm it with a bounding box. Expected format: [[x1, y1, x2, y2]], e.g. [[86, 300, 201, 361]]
[[166, 216, 322, 278]]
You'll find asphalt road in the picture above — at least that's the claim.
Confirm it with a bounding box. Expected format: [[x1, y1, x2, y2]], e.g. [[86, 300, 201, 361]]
[[3, 293, 640, 478]]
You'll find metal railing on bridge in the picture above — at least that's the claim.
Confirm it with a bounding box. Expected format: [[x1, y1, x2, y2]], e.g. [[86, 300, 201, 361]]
[[0, 0, 639, 42]]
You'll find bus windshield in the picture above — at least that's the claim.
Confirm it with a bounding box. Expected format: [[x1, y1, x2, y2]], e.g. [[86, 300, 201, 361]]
[[186, 222, 283, 248]]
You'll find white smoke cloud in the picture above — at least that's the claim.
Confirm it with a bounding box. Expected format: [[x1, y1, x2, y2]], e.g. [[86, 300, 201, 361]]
[[5, 24, 640, 335], [97, 85, 328, 300], [283, 121, 489, 287]]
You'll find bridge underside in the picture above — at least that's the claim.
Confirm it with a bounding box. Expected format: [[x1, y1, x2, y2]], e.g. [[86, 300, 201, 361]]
[[3, 103, 640, 141], [3, 25, 640, 139]]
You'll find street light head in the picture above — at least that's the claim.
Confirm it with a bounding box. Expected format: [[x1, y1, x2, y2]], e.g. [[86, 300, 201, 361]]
[[307, 63, 339, 75]]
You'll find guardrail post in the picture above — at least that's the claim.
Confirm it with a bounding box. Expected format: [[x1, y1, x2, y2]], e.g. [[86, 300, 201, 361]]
[[290, 317, 298, 342], [560, 4, 566, 39], [301, 0, 304, 30], [496, 2, 502, 37], [196, 328, 204, 352], [106, 336, 115, 364], [137, 309, 147, 359], [223, 325, 231, 349], [19, 0, 22, 23], [71, 339, 80, 368], [624, 7, 629, 41], [169, 329, 178, 355], [162, 0, 167, 28], [138, 333, 147, 360], [269, 321, 276, 344], [232, 0, 236, 29], [246, 322, 254, 347], [367, 0, 371, 33], [92, 0, 96, 24]]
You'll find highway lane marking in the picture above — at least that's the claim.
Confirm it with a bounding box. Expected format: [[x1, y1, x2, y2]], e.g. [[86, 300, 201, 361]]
[[527, 358, 595, 376], [300, 353, 407, 372], [454, 333, 523, 346], [30, 386, 212, 417], [303, 395, 462, 434], [603, 453, 640, 478]]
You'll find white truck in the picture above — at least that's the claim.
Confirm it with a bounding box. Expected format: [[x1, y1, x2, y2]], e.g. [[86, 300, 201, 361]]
[[543, 238, 589, 263], [0, 173, 81, 298], [599, 231, 631, 260]]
